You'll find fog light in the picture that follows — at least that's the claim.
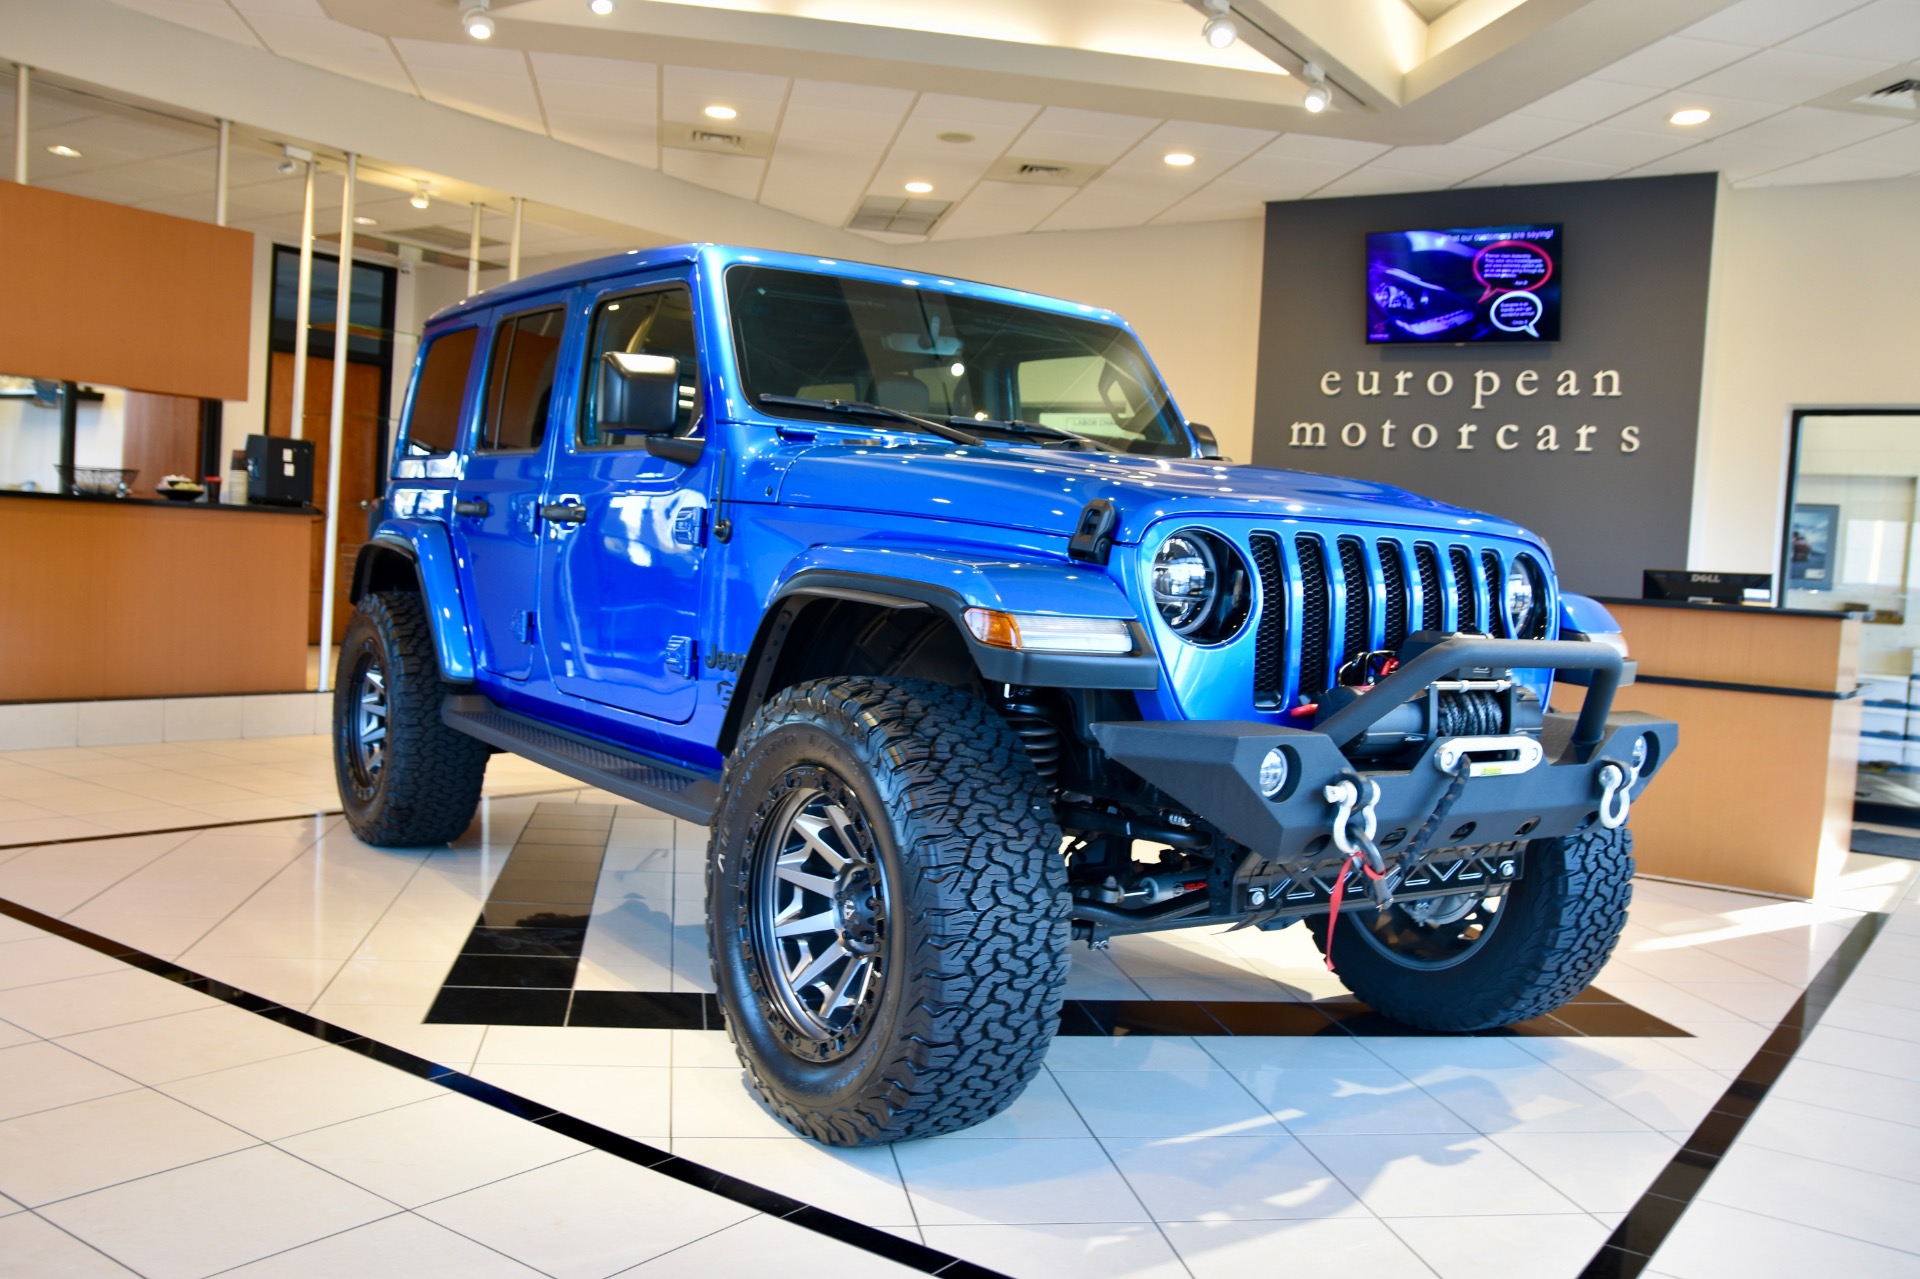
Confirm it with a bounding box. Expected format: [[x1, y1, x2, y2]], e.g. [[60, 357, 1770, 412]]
[[1630, 734, 1650, 773], [1258, 748, 1290, 798]]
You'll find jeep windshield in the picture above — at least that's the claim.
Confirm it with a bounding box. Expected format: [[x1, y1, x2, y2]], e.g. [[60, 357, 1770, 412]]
[[726, 264, 1191, 457]]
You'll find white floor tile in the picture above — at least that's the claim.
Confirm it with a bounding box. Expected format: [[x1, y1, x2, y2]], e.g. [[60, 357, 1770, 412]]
[[1052, 1068, 1279, 1139], [669, 1029, 740, 1069], [0, 1210, 139, 1276], [276, 1094, 586, 1208], [37, 1144, 394, 1279], [1732, 1095, 1920, 1184], [1300, 1133, 1581, 1217], [0, 1087, 258, 1206], [0, 935, 132, 990], [416, 1150, 755, 1279], [1161, 1216, 1435, 1279], [917, 1222, 1190, 1279], [933, 1069, 1093, 1139], [220, 1211, 546, 1278], [668, 1064, 798, 1139], [476, 1024, 672, 1069], [1196, 1035, 1388, 1072], [1414, 1063, 1650, 1133], [158, 1043, 443, 1140], [1650, 1199, 1920, 1279], [0, 1041, 141, 1121], [1102, 1133, 1364, 1221], [1489, 1130, 1680, 1212], [671, 1136, 915, 1225], [0, 968, 217, 1038], [475, 1063, 673, 1138], [1383, 1212, 1611, 1279], [1233, 1067, 1474, 1136], [0, 1018, 32, 1049], [1768, 1055, 1920, 1128], [54, 1004, 321, 1085], [1796, 1024, 1920, 1082], [894, 1137, 1149, 1226], [620, 1210, 920, 1277], [1043, 1034, 1221, 1073]]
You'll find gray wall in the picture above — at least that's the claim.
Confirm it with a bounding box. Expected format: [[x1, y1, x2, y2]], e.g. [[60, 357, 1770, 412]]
[[1250, 174, 1716, 598]]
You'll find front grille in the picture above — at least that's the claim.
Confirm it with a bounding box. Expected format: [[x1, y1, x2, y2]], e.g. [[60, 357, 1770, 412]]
[[1249, 532, 1544, 707]]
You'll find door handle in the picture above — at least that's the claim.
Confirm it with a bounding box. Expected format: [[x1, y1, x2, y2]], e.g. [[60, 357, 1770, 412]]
[[453, 499, 490, 518], [538, 502, 588, 525]]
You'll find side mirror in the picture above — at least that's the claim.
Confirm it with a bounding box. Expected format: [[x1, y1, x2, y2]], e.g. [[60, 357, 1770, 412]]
[[1188, 421, 1223, 460], [597, 352, 680, 435]]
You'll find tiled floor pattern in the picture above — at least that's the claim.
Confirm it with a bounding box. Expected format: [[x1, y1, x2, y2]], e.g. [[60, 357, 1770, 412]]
[[0, 731, 1916, 1278]]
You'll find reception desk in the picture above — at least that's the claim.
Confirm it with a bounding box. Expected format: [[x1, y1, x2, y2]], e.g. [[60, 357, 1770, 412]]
[[0, 491, 316, 701], [1557, 599, 1861, 899]]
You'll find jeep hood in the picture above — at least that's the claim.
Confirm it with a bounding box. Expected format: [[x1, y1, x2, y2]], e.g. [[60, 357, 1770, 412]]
[[776, 442, 1543, 548]]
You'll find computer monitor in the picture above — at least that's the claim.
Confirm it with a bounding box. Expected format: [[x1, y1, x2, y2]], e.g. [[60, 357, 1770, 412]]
[[1642, 570, 1773, 606]]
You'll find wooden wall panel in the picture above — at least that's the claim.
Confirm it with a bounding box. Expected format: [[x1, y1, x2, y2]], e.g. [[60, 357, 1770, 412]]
[[120, 392, 203, 492], [0, 498, 312, 700], [266, 353, 383, 643], [0, 183, 252, 401]]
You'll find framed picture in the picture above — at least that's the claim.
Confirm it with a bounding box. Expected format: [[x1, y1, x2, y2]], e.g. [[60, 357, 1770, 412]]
[[1788, 503, 1838, 589]]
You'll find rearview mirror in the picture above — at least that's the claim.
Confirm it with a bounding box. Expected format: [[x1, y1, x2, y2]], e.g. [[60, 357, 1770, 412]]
[[597, 351, 680, 435]]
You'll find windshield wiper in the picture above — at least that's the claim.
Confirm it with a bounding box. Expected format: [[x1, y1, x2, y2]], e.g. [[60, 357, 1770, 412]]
[[952, 415, 1106, 450], [758, 394, 983, 446]]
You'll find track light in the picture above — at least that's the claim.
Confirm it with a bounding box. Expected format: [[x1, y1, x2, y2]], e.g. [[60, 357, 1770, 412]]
[[1302, 61, 1331, 113], [1199, 0, 1237, 49], [589, 0, 616, 13], [411, 183, 432, 210], [462, 2, 494, 39]]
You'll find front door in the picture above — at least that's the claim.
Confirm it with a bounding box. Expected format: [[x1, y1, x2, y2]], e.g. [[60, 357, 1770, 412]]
[[452, 303, 570, 681], [540, 278, 711, 724]]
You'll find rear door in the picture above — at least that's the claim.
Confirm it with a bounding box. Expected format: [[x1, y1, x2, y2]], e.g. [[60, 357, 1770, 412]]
[[539, 275, 712, 724], [450, 302, 572, 681]]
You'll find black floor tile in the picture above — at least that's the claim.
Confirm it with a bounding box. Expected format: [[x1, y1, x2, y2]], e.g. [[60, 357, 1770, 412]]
[[444, 954, 581, 989], [566, 990, 713, 1030], [461, 925, 587, 958], [424, 985, 570, 1025]]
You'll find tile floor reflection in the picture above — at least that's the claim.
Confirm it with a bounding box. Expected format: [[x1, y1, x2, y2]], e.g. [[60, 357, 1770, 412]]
[[0, 730, 1916, 1278]]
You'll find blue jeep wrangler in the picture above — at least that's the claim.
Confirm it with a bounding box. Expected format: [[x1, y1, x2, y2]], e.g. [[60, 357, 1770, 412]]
[[336, 244, 1675, 1145]]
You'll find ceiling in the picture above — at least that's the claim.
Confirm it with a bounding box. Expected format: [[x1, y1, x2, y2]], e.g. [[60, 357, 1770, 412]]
[[8, 0, 1920, 256]]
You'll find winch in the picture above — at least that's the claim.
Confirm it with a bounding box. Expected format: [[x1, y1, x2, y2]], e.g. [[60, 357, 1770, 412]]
[[1306, 632, 1546, 760]]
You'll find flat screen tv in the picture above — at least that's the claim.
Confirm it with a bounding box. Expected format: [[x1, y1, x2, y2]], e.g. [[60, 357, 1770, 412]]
[[1366, 223, 1562, 344]]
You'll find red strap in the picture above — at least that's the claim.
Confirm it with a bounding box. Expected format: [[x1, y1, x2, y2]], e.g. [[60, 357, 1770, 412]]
[[1322, 851, 1389, 971]]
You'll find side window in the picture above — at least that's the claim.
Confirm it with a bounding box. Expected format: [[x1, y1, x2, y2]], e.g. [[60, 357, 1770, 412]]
[[404, 327, 478, 456], [579, 286, 700, 450], [477, 307, 564, 452]]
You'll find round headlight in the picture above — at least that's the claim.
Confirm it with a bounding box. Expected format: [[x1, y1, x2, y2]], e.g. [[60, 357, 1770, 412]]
[[1151, 530, 1251, 644], [1504, 556, 1544, 637]]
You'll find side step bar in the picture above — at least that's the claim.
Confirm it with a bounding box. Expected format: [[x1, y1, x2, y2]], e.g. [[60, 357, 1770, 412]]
[[441, 695, 720, 825]]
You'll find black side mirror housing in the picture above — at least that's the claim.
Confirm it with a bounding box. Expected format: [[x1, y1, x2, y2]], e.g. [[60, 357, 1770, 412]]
[[1188, 421, 1223, 460], [597, 352, 680, 435]]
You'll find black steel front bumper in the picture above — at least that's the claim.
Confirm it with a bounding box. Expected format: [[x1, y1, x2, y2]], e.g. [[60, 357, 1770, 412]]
[[1090, 636, 1678, 868]]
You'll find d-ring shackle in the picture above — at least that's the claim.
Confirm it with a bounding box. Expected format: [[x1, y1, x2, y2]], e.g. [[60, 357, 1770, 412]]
[[1596, 761, 1632, 830]]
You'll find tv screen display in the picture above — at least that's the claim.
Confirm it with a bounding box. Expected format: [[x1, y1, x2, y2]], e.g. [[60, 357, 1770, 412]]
[[1366, 224, 1562, 344]]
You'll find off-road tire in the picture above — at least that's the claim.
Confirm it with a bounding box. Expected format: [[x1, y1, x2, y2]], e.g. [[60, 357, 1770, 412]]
[[333, 591, 489, 847], [1310, 825, 1634, 1030], [708, 676, 1069, 1145]]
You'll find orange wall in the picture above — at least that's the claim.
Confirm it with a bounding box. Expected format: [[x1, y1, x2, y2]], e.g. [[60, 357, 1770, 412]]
[[0, 182, 253, 401]]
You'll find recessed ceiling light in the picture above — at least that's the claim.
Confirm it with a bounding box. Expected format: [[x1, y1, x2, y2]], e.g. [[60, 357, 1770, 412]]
[[1669, 108, 1712, 126], [1163, 152, 1196, 167], [937, 131, 975, 145], [904, 181, 934, 194], [354, 215, 377, 226], [589, 0, 615, 14], [45, 144, 81, 158], [411, 183, 432, 210], [704, 105, 737, 120]]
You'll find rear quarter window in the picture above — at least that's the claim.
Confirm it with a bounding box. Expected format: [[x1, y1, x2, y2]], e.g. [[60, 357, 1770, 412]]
[[404, 327, 479, 456]]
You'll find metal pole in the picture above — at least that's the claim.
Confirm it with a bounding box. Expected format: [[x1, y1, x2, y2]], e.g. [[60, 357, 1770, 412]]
[[13, 64, 29, 185], [317, 152, 357, 694], [214, 118, 230, 226], [508, 195, 523, 281], [289, 160, 316, 440], [467, 201, 483, 297]]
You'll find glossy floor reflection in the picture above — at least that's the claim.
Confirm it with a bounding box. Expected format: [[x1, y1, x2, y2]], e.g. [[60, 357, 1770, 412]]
[[0, 731, 1915, 1278]]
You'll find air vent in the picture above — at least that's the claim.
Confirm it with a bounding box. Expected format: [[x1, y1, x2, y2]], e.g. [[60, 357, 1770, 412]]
[[984, 156, 1095, 187], [1814, 64, 1920, 117], [689, 129, 743, 149], [1018, 163, 1069, 178], [1859, 78, 1920, 110], [847, 195, 952, 236]]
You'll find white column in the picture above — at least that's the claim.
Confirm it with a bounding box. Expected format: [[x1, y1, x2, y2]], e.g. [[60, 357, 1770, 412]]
[[467, 201, 483, 297], [288, 160, 317, 440], [13, 64, 28, 185], [508, 195, 523, 281], [317, 152, 357, 695], [214, 118, 230, 226]]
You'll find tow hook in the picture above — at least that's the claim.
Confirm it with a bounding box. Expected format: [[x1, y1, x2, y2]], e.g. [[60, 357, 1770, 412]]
[[1596, 761, 1632, 830], [1324, 775, 1392, 908]]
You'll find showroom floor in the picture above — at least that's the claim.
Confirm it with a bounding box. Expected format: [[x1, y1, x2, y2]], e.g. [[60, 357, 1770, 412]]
[[0, 733, 1917, 1278]]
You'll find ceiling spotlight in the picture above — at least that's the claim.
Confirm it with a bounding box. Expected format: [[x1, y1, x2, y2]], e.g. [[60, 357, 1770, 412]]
[[354, 215, 378, 226], [1199, 0, 1237, 49], [411, 183, 432, 210], [589, 0, 616, 13], [703, 105, 738, 120], [45, 144, 81, 158], [1302, 61, 1331, 114], [1669, 108, 1712, 126], [276, 158, 298, 175], [904, 181, 934, 194], [462, 2, 494, 39], [1163, 152, 1196, 167]]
